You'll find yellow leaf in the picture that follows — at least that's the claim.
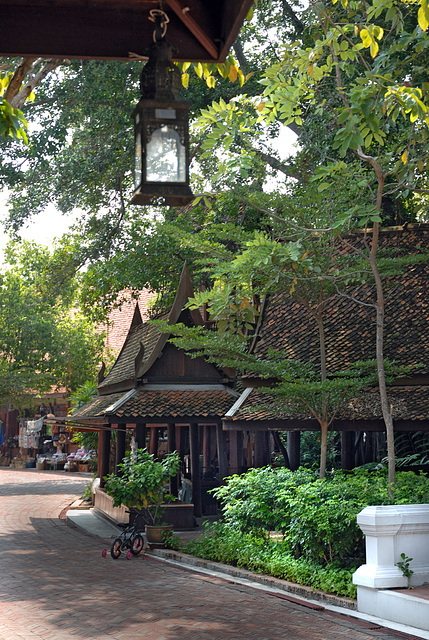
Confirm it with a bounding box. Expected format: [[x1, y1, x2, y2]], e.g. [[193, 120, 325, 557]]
[[182, 73, 189, 89], [418, 5, 429, 31], [257, 102, 265, 113], [206, 75, 216, 89], [401, 149, 408, 164], [418, 160, 424, 171], [229, 66, 238, 83], [308, 63, 314, 78], [370, 40, 379, 58]]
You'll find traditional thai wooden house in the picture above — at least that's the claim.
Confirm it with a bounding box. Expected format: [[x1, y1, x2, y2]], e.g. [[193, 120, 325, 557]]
[[223, 224, 429, 469], [71, 265, 239, 517]]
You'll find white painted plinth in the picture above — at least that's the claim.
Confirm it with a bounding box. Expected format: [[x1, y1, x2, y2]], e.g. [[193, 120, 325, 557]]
[[353, 504, 429, 589]]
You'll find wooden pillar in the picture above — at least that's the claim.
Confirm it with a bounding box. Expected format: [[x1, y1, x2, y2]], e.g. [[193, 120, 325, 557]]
[[228, 430, 243, 475], [202, 425, 211, 475], [167, 423, 178, 497], [115, 423, 126, 474], [254, 430, 270, 467], [287, 431, 301, 471], [189, 423, 202, 518], [149, 426, 159, 457], [216, 423, 228, 480], [98, 429, 111, 488], [341, 431, 355, 470], [135, 423, 146, 450]]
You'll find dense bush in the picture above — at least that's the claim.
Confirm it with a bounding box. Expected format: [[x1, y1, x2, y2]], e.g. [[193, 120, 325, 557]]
[[184, 523, 358, 599], [211, 467, 429, 565]]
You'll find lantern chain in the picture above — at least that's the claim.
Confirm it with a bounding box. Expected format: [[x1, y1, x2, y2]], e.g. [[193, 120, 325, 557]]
[[149, 9, 169, 43]]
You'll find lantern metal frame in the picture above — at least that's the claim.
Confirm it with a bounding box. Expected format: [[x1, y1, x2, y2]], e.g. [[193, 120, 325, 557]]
[[130, 29, 193, 207]]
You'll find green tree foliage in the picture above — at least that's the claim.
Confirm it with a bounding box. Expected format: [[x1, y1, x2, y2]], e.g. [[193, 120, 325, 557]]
[[0, 74, 28, 143], [0, 241, 104, 407]]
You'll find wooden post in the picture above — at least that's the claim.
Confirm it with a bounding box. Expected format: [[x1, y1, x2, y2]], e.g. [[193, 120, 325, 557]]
[[167, 423, 178, 497], [341, 431, 355, 470], [149, 426, 159, 457], [189, 423, 202, 518], [228, 430, 243, 475], [254, 431, 270, 467], [115, 423, 126, 475], [287, 431, 301, 471], [216, 423, 228, 480], [202, 425, 211, 475], [135, 423, 146, 450], [98, 429, 111, 488]]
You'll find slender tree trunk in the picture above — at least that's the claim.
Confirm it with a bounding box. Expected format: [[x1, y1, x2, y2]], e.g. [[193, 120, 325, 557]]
[[320, 420, 329, 479], [316, 312, 328, 478], [356, 149, 395, 496], [368, 221, 396, 494]]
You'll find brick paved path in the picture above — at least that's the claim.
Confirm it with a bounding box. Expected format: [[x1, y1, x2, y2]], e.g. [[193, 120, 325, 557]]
[[0, 468, 422, 640]]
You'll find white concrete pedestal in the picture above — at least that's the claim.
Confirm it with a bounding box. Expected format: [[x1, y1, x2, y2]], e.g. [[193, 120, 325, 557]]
[[353, 504, 429, 631]]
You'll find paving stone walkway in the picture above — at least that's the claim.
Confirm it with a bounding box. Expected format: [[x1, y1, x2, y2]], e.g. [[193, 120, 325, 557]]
[[0, 468, 423, 640]]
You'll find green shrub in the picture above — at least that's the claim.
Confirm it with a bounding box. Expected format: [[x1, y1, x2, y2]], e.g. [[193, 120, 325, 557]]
[[211, 467, 429, 566], [184, 523, 358, 599]]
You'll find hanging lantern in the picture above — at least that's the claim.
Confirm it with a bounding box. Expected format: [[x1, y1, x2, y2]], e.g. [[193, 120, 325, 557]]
[[131, 12, 193, 207]]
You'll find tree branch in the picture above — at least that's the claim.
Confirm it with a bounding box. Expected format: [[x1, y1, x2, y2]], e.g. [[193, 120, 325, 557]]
[[8, 59, 64, 109]]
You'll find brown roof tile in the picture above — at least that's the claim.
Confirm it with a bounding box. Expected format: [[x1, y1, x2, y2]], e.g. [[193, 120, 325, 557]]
[[256, 226, 429, 374], [110, 386, 239, 420], [71, 386, 239, 421], [71, 393, 125, 419], [103, 290, 153, 355], [98, 319, 165, 391], [226, 385, 429, 424]]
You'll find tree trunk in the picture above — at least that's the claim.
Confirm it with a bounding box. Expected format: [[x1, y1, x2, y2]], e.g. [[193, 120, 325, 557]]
[[368, 219, 396, 494], [316, 312, 328, 479], [357, 150, 395, 496], [320, 419, 329, 479]]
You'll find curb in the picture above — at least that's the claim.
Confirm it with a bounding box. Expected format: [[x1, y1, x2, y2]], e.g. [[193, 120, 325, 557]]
[[148, 547, 357, 611]]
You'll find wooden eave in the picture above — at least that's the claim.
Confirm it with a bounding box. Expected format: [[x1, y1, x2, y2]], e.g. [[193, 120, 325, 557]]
[[0, 0, 253, 62], [106, 413, 222, 425], [222, 417, 429, 432]]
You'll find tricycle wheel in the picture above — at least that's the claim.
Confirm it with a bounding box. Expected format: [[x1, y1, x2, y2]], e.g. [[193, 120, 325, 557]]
[[110, 537, 122, 559], [131, 534, 144, 555]]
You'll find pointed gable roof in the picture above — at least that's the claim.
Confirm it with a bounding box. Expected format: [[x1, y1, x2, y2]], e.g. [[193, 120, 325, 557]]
[[97, 264, 205, 395]]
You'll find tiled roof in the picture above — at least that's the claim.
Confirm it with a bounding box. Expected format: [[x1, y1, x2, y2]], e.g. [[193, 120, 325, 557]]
[[70, 385, 239, 421], [97, 264, 204, 394], [256, 226, 429, 374], [98, 319, 165, 391], [224, 385, 429, 424], [70, 393, 125, 419], [103, 290, 154, 355], [109, 386, 239, 420]]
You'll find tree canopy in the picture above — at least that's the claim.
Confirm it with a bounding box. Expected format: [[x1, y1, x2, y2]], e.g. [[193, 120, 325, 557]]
[[0, 241, 105, 408]]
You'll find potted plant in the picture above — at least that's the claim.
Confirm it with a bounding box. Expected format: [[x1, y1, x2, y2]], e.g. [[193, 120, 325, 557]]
[[104, 448, 180, 547]]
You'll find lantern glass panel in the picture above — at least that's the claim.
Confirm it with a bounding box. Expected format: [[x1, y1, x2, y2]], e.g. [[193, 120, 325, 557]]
[[146, 124, 186, 183]]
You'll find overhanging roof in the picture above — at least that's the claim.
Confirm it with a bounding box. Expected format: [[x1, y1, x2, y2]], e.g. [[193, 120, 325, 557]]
[[0, 1, 253, 62], [222, 385, 429, 432], [72, 383, 239, 424]]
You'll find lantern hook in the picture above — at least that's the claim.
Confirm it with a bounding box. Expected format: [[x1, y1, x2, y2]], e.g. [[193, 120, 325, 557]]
[[149, 9, 169, 43]]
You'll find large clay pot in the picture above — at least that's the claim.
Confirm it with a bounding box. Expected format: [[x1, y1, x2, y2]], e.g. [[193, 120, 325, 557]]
[[145, 524, 173, 549]]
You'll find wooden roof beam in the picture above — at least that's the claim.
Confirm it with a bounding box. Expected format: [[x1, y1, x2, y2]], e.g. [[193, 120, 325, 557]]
[[166, 0, 219, 60]]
